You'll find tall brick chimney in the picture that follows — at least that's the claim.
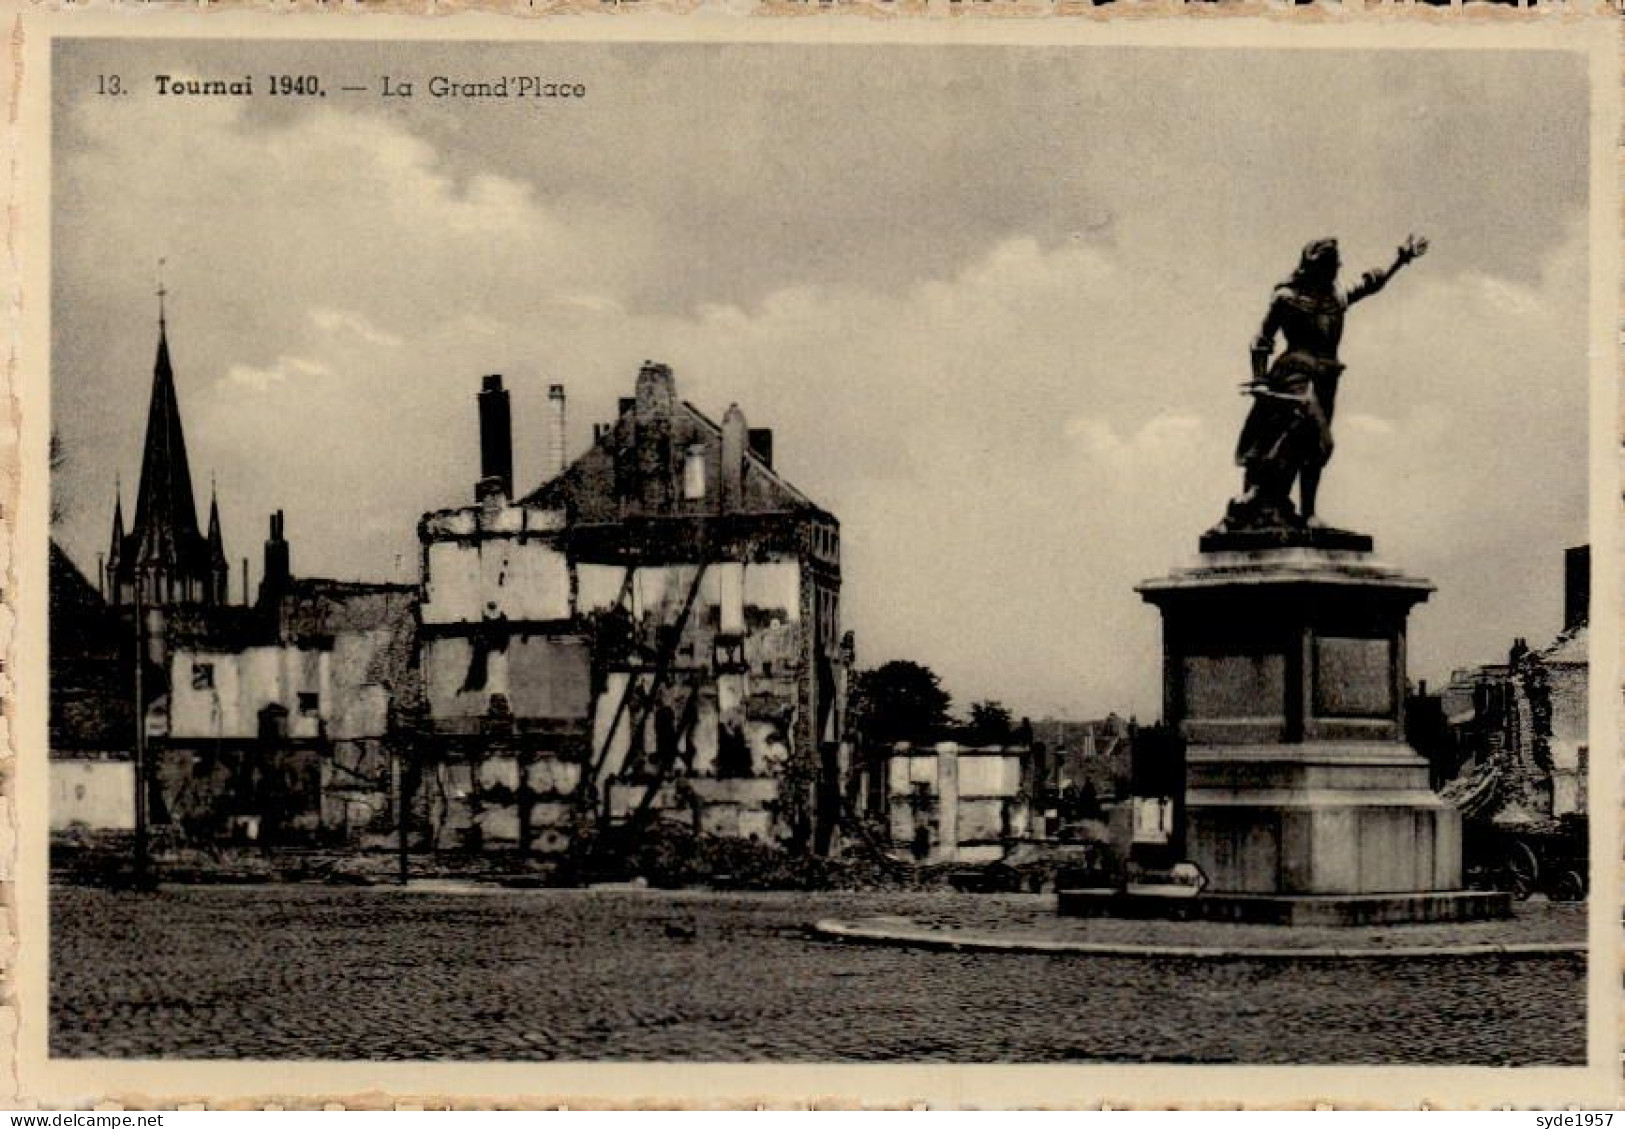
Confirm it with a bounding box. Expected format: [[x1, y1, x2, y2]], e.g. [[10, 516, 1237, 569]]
[[477, 374, 513, 500], [635, 362, 676, 423], [633, 363, 676, 514], [747, 428, 774, 469], [259, 510, 290, 607], [1564, 544, 1589, 631], [547, 383, 567, 481], [721, 403, 747, 513]]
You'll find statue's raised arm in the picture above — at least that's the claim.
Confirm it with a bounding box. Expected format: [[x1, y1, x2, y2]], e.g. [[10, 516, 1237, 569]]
[[1219, 234, 1429, 541], [1345, 233, 1430, 306]]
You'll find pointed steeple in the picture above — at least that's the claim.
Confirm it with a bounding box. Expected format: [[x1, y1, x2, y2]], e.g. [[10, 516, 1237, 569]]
[[110, 286, 222, 607], [105, 479, 125, 599], [108, 479, 125, 563], [206, 479, 229, 603], [130, 308, 202, 564], [207, 479, 226, 565]]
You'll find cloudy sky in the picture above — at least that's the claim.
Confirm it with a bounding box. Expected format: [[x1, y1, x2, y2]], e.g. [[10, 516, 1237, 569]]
[[51, 38, 1591, 720]]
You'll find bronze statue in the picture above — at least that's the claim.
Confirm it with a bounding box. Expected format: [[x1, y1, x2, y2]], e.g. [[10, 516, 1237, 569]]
[[1224, 234, 1428, 533]]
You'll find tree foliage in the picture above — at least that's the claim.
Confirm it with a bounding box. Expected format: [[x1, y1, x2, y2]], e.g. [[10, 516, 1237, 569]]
[[963, 700, 1015, 746], [849, 660, 953, 746]]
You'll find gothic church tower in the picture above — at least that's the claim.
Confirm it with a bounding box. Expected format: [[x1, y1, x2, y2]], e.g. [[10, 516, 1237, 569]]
[[105, 305, 228, 607]]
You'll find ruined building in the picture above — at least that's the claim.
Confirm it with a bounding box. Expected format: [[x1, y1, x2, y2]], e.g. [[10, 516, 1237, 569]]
[[53, 308, 229, 831], [55, 319, 852, 858], [155, 515, 417, 845], [52, 308, 418, 845], [1435, 545, 1589, 829], [883, 742, 1033, 864], [417, 363, 850, 854]]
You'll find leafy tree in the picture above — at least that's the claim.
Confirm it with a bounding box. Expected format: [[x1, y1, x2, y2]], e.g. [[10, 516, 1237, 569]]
[[849, 660, 953, 746], [964, 700, 1015, 746]]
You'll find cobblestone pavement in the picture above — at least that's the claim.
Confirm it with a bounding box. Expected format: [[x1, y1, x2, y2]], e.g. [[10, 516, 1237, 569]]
[[50, 884, 1586, 1065]]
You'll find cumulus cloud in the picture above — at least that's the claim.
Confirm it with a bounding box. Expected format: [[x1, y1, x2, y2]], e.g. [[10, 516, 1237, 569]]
[[222, 356, 331, 393], [309, 308, 402, 349]]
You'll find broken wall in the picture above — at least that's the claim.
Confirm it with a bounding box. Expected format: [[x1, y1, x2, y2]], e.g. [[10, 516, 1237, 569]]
[[329, 628, 397, 740], [168, 644, 330, 740], [50, 759, 135, 831], [1545, 658, 1588, 818], [421, 525, 572, 626], [320, 738, 394, 844], [153, 744, 326, 843], [885, 744, 1032, 863], [581, 556, 806, 843], [423, 633, 592, 727], [413, 754, 584, 853]]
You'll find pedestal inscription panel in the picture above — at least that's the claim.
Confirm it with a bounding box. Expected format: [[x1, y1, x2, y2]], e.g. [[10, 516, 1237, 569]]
[[1313, 636, 1394, 718], [1182, 653, 1285, 719]]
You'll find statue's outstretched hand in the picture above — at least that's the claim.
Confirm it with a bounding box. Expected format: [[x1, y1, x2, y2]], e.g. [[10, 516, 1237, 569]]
[[1398, 233, 1429, 264]]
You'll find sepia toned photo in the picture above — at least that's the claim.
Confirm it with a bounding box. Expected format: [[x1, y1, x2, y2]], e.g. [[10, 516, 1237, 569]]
[[11, 14, 1620, 1108]]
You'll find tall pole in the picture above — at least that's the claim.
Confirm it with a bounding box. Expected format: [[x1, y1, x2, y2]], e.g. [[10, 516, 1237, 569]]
[[393, 734, 409, 886], [132, 579, 150, 885]]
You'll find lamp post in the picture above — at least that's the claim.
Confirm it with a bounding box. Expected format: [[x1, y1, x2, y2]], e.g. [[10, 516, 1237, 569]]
[[132, 578, 150, 887]]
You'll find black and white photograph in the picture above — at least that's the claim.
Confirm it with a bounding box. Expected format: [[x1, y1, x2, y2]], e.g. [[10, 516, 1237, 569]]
[[17, 15, 1619, 1106]]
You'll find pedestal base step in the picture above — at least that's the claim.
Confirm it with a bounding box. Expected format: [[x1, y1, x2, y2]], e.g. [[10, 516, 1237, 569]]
[[1058, 888, 1512, 926]]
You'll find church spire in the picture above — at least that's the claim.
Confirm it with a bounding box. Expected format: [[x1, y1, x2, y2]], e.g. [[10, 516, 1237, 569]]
[[207, 478, 226, 562], [110, 281, 222, 606], [108, 477, 124, 561], [131, 305, 202, 565], [105, 478, 125, 599], [206, 478, 228, 602]]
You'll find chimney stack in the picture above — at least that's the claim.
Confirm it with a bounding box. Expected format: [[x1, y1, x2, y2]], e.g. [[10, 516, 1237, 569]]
[[477, 374, 513, 500], [747, 428, 774, 469], [635, 361, 675, 422], [721, 403, 747, 513], [260, 510, 290, 606], [1564, 544, 1589, 631], [547, 383, 567, 480]]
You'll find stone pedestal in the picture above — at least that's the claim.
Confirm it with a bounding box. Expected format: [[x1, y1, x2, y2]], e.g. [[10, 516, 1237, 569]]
[[1137, 533, 1467, 898]]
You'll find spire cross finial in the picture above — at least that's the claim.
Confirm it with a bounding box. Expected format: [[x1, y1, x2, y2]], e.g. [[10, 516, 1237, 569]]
[[156, 258, 168, 326]]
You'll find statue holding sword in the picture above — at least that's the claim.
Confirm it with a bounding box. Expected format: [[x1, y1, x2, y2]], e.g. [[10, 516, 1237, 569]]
[[1223, 233, 1429, 532]]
